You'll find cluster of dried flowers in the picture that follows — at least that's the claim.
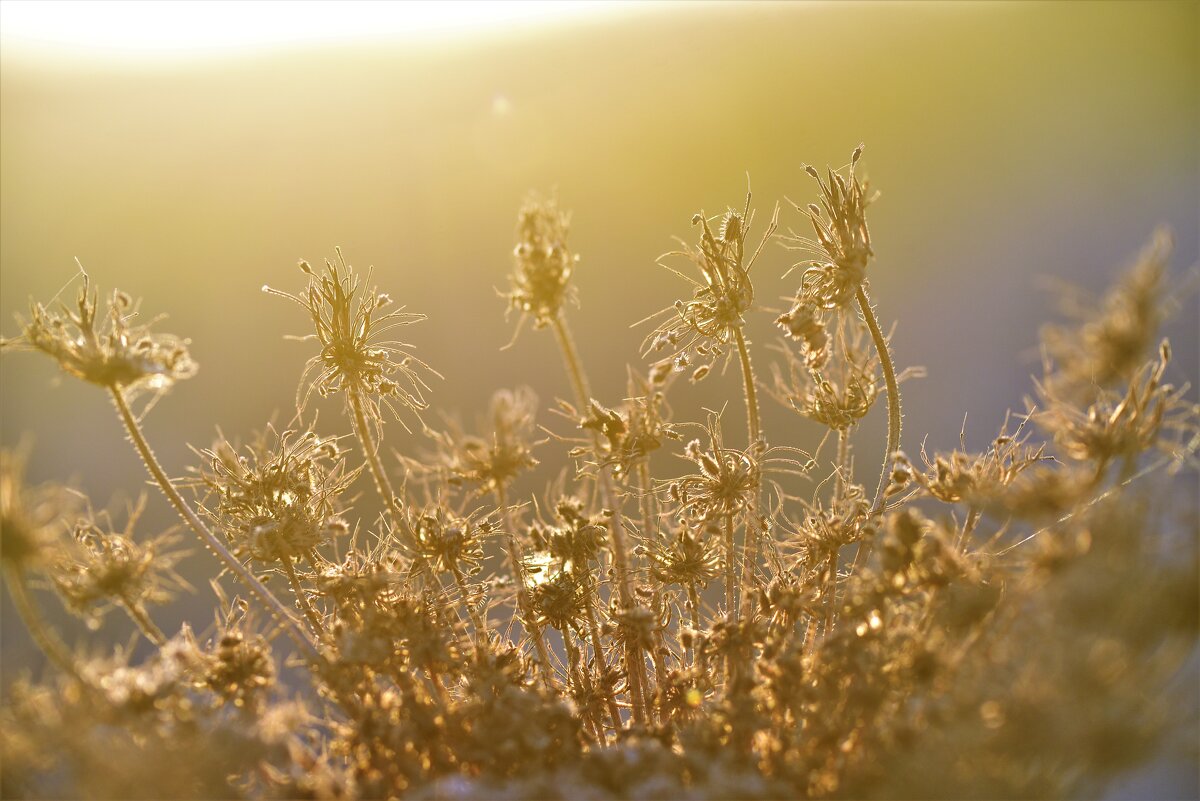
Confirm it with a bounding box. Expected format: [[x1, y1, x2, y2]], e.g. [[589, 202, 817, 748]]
[[1, 148, 1197, 800]]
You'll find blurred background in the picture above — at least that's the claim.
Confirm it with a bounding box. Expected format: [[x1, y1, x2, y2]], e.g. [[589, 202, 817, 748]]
[[1, 0, 1196, 793]]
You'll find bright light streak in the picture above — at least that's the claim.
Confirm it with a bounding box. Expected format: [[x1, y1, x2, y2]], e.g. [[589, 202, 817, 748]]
[[0, 0, 624, 56]]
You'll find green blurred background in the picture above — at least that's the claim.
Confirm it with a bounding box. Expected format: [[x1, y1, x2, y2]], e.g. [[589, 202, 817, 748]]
[[1, 3, 1197, 782]]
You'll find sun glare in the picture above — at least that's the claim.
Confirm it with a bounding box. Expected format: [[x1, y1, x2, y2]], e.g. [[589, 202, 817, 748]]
[[0, 0, 622, 56]]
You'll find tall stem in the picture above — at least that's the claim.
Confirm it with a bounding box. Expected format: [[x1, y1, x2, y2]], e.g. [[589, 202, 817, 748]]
[[854, 285, 902, 573], [856, 285, 901, 517], [584, 595, 625, 731], [449, 562, 488, 647], [733, 326, 762, 446], [550, 312, 649, 725], [108, 388, 321, 663], [348, 388, 397, 513], [497, 487, 557, 691], [281, 555, 326, 639], [4, 565, 80, 680], [723, 513, 736, 616], [733, 326, 764, 617]]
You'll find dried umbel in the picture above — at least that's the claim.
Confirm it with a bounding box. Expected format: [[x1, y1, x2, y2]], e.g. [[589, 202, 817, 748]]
[[1037, 341, 1196, 471], [785, 145, 876, 311], [644, 194, 778, 380], [671, 418, 762, 522], [1040, 228, 1172, 400], [195, 603, 276, 712], [649, 521, 722, 588], [506, 195, 579, 329], [9, 274, 196, 395], [914, 417, 1048, 506], [528, 496, 609, 572], [574, 381, 682, 479], [195, 425, 356, 563], [530, 568, 588, 631], [401, 504, 491, 577], [0, 448, 73, 572], [53, 498, 187, 631], [429, 387, 542, 495], [775, 299, 829, 369], [772, 321, 882, 432], [265, 250, 437, 427]]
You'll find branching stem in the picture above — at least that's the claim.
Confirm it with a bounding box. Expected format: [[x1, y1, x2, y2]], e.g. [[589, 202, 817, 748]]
[[109, 388, 322, 663]]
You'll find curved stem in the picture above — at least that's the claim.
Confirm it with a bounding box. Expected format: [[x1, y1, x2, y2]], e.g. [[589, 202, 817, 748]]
[[856, 285, 901, 517], [4, 565, 81, 679], [108, 388, 321, 663]]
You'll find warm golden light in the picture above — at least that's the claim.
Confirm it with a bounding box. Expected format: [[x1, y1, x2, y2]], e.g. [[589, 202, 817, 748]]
[[0, 0, 623, 55]]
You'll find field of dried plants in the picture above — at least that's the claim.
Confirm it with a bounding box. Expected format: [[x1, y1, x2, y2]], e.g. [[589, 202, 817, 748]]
[[1, 141, 1196, 799]]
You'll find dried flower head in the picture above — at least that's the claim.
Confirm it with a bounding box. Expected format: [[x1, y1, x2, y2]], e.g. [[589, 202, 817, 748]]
[[401, 504, 492, 576], [1040, 228, 1173, 400], [0, 447, 73, 572], [530, 568, 588, 632], [575, 384, 682, 479], [10, 273, 196, 395], [784, 145, 876, 310], [1036, 341, 1196, 470], [915, 415, 1049, 506], [195, 425, 356, 564], [527, 496, 609, 573], [265, 250, 437, 428], [771, 320, 883, 432], [198, 601, 276, 711], [783, 483, 870, 566], [775, 299, 829, 369], [667, 413, 809, 524], [427, 387, 542, 495], [53, 495, 188, 628], [648, 520, 722, 587], [506, 194, 579, 330], [643, 193, 779, 380]]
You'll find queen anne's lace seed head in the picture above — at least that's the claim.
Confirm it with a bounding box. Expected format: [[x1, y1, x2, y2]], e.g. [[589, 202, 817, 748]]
[[11, 274, 196, 395]]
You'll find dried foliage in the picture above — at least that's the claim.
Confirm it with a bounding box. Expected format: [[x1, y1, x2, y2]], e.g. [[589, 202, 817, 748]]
[[2, 148, 1197, 800]]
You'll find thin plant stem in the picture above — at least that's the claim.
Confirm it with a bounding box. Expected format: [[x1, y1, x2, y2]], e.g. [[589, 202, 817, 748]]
[[108, 387, 322, 663], [822, 553, 838, 637], [448, 561, 489, 647], [120, 597, 167, 646], [723, 513, 736, 616], [686, 581, 702, 668], [496, 486, 557, 691], [348, 388, 397, 513], [584, 590, 626, 731], [4, 565, 81, 680], [856, 284, 901, 517], [551, 312, 650, 726], [281, 555, 326, 639], [853, 284, 902, 571], [824, 428, 851, 635], [734, 326, 763, 617]]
